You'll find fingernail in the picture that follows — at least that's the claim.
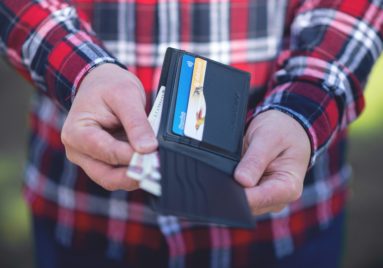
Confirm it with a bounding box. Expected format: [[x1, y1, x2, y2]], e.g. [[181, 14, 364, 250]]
[[137, 135, 158, 150]]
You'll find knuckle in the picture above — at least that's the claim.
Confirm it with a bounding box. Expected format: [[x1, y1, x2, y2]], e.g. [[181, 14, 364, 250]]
[[65, 150, 75, 163], [289, 180, 303, 201], [88, 132, 110, 156], [100, 179, 119, 191], [87, 130, 102, 147], [101, 141, 122, 165], [106, 149, 120, 166], [124, 179, 139, 191], [61, 127, 71, 146]]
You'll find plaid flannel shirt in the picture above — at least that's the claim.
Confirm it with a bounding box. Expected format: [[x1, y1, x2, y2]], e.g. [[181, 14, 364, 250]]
[[1, 0, 383, 266]]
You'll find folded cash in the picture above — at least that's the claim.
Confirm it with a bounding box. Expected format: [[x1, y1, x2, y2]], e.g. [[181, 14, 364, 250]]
[[126, 86, 165, 196]]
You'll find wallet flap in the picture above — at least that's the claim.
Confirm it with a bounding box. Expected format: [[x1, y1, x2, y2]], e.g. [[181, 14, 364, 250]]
[[153, 146, 255, 228], [200, 59, 249, 158]]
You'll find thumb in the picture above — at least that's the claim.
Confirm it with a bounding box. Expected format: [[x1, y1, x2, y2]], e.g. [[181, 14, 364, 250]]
[[107, 75, 158, 153], [234, 124, 283, 188]]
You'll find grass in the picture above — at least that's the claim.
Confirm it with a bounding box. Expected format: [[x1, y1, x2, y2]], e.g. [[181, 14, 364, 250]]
[[0, 154, 31, 246], [350, 55, 383, 137]]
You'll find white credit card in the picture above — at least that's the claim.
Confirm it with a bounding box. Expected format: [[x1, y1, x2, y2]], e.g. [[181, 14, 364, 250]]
[[140, 177, 161, 196]]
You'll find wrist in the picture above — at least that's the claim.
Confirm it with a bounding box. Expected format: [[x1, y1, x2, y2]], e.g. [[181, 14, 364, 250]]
[[77, 63, 126, 94], [252, 107, 313, 168]]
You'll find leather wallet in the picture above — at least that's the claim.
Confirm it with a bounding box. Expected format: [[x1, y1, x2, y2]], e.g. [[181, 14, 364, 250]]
[[151, 48, 255, 228]]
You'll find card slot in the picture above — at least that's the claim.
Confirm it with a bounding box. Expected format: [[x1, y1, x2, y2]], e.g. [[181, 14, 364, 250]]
[[187, 152, 210, 214], [162, 51, 249, 161], [159, 147, 208, 215], [161, 148, 189, 212], [158, 139, 238, 175], [155, 146, 254, 228], [176, 150, 206, 213]]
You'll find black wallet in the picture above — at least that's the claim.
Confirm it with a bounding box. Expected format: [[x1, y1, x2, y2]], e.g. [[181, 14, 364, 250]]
[[151, 48, 255, 228]]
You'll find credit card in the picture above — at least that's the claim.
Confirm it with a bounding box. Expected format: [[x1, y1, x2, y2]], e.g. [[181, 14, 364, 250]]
[[140, 177, 161, 196], [184, 57, 207, 141], [172, 54, 195, 136], [127, 86, 165, 197]]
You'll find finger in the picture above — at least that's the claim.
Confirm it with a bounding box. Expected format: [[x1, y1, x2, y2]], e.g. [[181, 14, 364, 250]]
[[107, 85, 158, 154], [65, 149, 139, 191], [245, 173, 303, 211], [234, 131, 284, 188], [251, 204, 286, 215], [62, 125, 134, 166]]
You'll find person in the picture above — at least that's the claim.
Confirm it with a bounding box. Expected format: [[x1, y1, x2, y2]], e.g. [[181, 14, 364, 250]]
[[0, 0, 382, 267]]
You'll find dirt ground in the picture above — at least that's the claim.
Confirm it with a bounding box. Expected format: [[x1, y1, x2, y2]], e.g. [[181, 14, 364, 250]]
[[0, 59, 382, 268]]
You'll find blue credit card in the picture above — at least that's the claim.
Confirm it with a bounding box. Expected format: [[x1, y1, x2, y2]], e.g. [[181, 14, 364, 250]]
[[172, 54, 195, 136]]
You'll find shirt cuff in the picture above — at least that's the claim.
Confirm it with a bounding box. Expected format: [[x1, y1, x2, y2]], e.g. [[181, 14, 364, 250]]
[[45, 31, 125, 110]]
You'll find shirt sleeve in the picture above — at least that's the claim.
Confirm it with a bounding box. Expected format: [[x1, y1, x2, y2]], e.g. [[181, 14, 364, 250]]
[[0, 0, 123, 110], [255, 0, 383, 167]]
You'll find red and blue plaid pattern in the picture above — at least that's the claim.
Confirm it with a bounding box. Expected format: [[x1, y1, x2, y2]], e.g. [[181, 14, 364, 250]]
[[1, 0, 383, 266]]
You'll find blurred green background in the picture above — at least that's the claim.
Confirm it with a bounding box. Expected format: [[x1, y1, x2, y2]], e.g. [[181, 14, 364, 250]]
[[0, 56, 383, 268]]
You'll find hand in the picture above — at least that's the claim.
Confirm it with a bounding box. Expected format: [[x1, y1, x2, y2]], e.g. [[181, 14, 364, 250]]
[[234, 110, 311, 215], [61, 63, 158, 191]]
